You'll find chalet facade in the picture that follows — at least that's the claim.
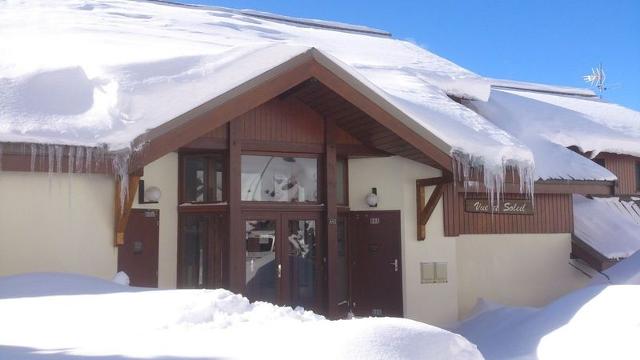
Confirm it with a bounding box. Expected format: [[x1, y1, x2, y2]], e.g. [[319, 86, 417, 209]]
[[1, 1, 639, 327]]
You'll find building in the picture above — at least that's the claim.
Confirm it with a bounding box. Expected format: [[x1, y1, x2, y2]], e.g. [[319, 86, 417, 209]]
[[1, 0, 639, 326]]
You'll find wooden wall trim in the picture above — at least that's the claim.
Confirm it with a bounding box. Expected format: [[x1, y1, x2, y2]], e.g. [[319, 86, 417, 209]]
[[443, 186, 574, 236], [114, 175, 141, 246], [227, 120, 243, 292], [325, 117, 339, 319]]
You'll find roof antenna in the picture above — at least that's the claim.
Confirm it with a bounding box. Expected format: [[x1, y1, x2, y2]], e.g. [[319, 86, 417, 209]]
[[583, 63, 607, 97]]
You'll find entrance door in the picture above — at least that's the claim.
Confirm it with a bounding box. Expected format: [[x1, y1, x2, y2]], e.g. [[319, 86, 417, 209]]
[[244, 211, 323, 312], [349, 211, 403, 317], [118, 209, 159, 287]]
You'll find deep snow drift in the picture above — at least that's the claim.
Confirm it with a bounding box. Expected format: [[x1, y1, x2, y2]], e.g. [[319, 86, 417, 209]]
[[0, 273, 483, 360], [455, 254, 640, 360]]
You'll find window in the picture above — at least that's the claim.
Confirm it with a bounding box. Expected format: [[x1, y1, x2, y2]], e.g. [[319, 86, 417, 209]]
[[241, 155, 318, 202], [182, 153, 225, 203], [336, 158, 348, 205], [636, 161, 640, 192]]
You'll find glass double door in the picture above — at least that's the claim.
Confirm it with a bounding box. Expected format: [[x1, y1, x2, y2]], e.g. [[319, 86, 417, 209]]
[[244, 211, 323, 312]]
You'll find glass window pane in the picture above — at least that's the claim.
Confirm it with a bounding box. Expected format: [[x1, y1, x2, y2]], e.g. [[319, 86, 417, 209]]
[[287, 219, 317, 309], [336, 159, 347, 205], [185, 157, 206, 202], [183, 154, 225, 203], [181, 215, 208, 288], [241, 155, 318, 202], [245, 220, 277, 303]]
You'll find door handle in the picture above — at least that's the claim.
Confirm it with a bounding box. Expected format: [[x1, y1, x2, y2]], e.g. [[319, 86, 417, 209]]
[[390, 259, 398, 272], [277, 263, 282, 279]]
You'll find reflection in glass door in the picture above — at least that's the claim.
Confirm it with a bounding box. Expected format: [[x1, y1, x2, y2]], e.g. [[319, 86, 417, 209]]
[[178, 213, 226, 289], [245, 219, 277, 303], [286, 218, 317, 310], [243, 212, 323, 312]]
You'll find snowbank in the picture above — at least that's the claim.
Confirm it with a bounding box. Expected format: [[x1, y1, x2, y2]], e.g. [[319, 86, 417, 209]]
[[573, 195, 640, 259], [0, 273, 482, 360], [456, 285, 640, 360]]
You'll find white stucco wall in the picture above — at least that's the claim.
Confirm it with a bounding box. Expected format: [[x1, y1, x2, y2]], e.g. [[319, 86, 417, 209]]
[[348, 156, 459, 327], [0, 171, 117, 279], [133, 152, 178, 289], [456, 233, 589, 318]]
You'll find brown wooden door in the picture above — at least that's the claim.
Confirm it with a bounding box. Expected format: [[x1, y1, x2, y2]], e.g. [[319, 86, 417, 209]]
[[243, 211, 324, 313], [349, 210, 403, 317], [118, 209, 159, 287]]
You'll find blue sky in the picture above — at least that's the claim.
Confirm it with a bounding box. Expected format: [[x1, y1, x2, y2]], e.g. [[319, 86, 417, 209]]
[[183, 0, 639, 110]]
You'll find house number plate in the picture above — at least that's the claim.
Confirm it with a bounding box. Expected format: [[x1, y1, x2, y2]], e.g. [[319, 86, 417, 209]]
[[370, 217, 380, 224]]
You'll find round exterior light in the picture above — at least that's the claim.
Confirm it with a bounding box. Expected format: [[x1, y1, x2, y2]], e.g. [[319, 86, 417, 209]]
[[366, 192, 378, 207], [145, 186, 162, 202]]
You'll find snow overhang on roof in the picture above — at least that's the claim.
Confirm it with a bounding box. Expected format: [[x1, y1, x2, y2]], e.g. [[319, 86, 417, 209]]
[[573, 195, 640, 260], [0, 1, 535, 180], [464, 84, 640, 181]]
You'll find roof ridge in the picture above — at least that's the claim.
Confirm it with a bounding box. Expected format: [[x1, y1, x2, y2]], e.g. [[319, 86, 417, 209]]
[[142, 0, 392, 37]]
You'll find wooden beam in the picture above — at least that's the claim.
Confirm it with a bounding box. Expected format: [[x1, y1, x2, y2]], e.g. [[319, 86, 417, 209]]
[[114, 175, 141, 246], [227, 119, 243, 293], [455, 180, 615, 195], [325, 117, 339, 319], [308, 57, 453, 173], [416, 176, 453, 187], [417, 183, 445, 241]]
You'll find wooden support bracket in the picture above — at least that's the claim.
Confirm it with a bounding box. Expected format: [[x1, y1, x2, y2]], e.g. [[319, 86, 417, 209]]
[[114, 174, 141, 246], [416, 176, 451, 241]]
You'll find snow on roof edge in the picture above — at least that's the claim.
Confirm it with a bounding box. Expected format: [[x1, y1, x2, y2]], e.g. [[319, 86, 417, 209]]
[[489, 78, 597, 97], [145, 0, 392, 37]]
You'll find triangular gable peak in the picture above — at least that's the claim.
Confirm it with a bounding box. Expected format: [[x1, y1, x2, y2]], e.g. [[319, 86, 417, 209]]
[[129, 48, 454, 174]]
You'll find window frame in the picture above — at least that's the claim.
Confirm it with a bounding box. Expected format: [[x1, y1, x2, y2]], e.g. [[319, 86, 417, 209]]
[[636, 161, 640, 193], [179, 151, 228, 205], [240, 151, 323, 205], [336, 157, 349, 206]]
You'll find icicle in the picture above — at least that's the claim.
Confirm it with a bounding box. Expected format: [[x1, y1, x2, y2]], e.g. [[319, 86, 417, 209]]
[[75, 147, 84, 173], [47, 145, 55, 192], [30, 144, 37, 172], [85, 147, 93, 173], [67, 146, 75, 174], [55, 145, 63, 173], [112, 150, 132, 213]]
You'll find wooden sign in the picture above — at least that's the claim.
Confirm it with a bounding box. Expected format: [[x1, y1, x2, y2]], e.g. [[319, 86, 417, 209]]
[[464, 198, 534, 215]]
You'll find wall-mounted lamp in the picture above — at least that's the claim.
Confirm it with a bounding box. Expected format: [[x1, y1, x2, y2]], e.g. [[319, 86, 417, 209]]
[[366, 187, 378, 208], [138, 179, 161, 204]]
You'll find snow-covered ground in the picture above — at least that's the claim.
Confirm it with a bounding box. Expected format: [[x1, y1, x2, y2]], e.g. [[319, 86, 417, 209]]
[[0, 272, 482, 360], [455, 251, 640, 360]]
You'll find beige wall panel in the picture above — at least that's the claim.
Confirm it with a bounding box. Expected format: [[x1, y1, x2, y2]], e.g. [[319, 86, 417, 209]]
[[456, 233, 590, 318], [0, 171, 116, 279]]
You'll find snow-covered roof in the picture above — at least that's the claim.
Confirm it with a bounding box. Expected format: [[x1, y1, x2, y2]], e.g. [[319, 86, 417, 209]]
[[464, 91, 617, 181], [573, 195, 640, 260], [0, 0, 535, 186], [469, 85, 640, 168], [490, 78, 597, 97]]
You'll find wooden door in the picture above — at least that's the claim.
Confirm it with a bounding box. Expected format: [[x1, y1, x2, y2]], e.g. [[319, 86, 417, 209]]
[[349, 211, 403, 317], [118, 209, 159, 287]]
